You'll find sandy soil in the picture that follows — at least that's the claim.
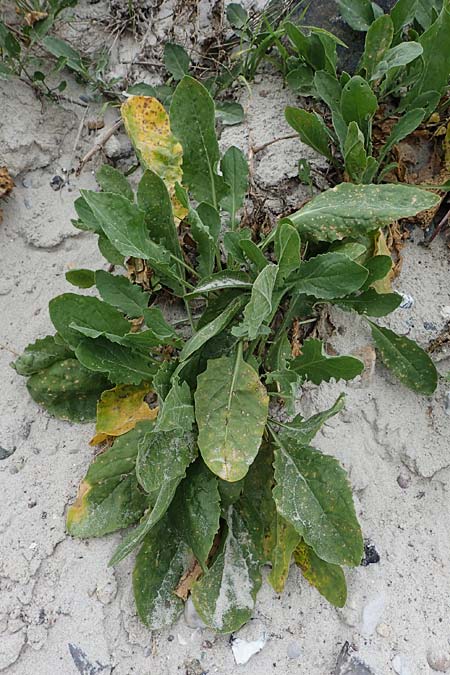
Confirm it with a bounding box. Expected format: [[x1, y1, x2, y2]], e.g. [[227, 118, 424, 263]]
[[1, 2, 450, 674]]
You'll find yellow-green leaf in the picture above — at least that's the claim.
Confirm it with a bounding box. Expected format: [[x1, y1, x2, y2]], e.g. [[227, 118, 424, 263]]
[[294, 540, 347, 607], [95, 383, 158, 437], [121, 96, 187, 220]]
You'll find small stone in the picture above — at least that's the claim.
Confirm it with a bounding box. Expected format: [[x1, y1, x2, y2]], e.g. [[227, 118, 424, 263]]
[[376, 622, 390, 638], [184, 597, 205, 629], [392, 653, 411, 675], [397, 470, 412, 489], [50, 175, 64, 191], [0, 446, 15, 460], [96, 577, 117, 605], [231, 619, 267, 665], [361, 595, 385, 636], [184, 658, 206, 675], [361, 540, 380, 566], [427, 648, 450, 672], [104, 136, 122, 159], [287, 641, 302, 660], [334, 642, 375, 674], [399, 293, 414, 309]]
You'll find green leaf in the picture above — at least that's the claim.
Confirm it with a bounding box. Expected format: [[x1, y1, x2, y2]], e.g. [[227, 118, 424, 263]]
[[136, 427, 196, 493], [341, 76, 378, 140], [73, 196, 101, 232], [133, 516, 191, 628], [314, 71, 347, 151], [186, 205, 216, 278], [268, 515, 301, 593], [369, 322, 438, 394], [290, 338, 364, 384], [378, 109, 426, 163], [164, 42, 190, 80], [65, 268, 96, 289], [186, 270, 252, 296], [360, 14, 394, 79], [329, 241, 367, 260], [191, 506, 263, 633], [155, 380, 194, 432], [272, 437, 364, 566], [215, 101, 245, 126], [27, 358, 109, 422], [361, 255, 392, 289], [372, 41, 423, 80], [137, 169, 183, 260], [391, 0, 419, 35], [96, 165, 134, 201], [333, 289, 402, 316], [277, 394, 346, 445], [294, 540, 347, 607], [402, 2, 450, 106], [291, 252, 368, 299], [285, 107, 332, 160], [42, 36, 86, 74], [239, 239, 269, 273], [143, 307, 181, 344], [170, 76, 229, 208], [220, 146, 248, 226], [286, 65, 315, 95], [180, 295, 247, 361], [67, 422, 152, 537], [95, 270, 150, 318], [49, 293, 130, 350], [98, 235, 124, 266], [232, 264, 279, 340], [75, 337, 158, 385], [170, 462, 221, 570], [12, 335, 73, 376], [266, 368, 303, 415], [344, 122, 368, 183], [282, 183, 440, 242], [337, 0, 375, 31], [195, 346, 269, 481], [226, 3, 248, 29], [275, 221, 301, 283]]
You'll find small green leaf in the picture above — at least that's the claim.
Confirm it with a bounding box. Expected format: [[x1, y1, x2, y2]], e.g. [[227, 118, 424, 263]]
[[329, 241, 367, 260], [186, 270, 252, 296], [391, 0, 419, 35], [220, 146, 248, 226], [191, 506, 262, 633], [170, 462, 221, 570], [341, 76, 378, 140], [275, 221, 301, 283], [226, 3, 248, 29], [49, 293, 130, 350], [268, 515, 301, 592], [360, 14, 394, 79], [75, 338, 158, 385], [292, 252, 368, 299], [239, 239, 269, 272], [195, 347, 269, 481], [285, 107, 332, 160], [290, 338, 364, 384], [378, 109, 426, 162], [344, 122, 368, 183], [12, 335, 73, 376], [180, 295, 247, 361], [133, 516, 191, 628], [333, 289, 402, 316], [372, 41, 423, 80], [337, 0, 375, 31], [170, 77, 229, 208], [143, 307, 181, 344], [215, 101, 245, 126], [27, 358, 109, 422], [154, 380, 194, 432], [95, 270, 150, 318], [65, 269, 96, 289], [164, 42, 190, 80], [282, 183, 440, 242], [136, 428, 196, 494], [42, 36, 86, 74], [277, 394, 346, 445], [96, 165, 134, 201], [294, 540, 347, 607], [361, 255, 393, 289], [369, 322, 438, 395], [232, 264, 279, 340], [98, 235, 124, 267], [272, 436, 364, 566], [67, 422, 152, 537]]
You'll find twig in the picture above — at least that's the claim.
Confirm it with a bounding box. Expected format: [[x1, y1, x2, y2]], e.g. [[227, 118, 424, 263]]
[[76, 119, 123, 175], [426, 205, 450, 244], [251, 133, 298, 155]]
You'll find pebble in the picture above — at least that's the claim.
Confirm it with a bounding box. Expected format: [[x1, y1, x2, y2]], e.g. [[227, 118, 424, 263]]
[[361, 541, 380, 566], [397, 470, 412, 489], [184, 597, 205, 629], [361, 594, 385, 636], [392, 653, 411, 675], [376, 622, 390, 638], [0, 446, 15, 460], [399, 293, 414, 309], [427, 648, 450, 672], [287, 641, 302, 660], [231, 619, 267, 665], [96, 578, 117, 605]]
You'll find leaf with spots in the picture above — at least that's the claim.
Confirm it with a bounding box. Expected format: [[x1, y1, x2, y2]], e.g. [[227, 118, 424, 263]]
[[75, 337, 159, 385], [272, 434, 364, 567], [268, 514, 301, 592], [289, 338, 364, 384], [195, 344, 269, 482], [282, 183, 440, 243], [290, 252, 368, 299], [369, 322, 438, 395], [121, 96, 187, 220], [95, 383, 157, 437], [67, 422, 153, 537], [232, 264, 279, 340], [294, 540, 347, 607], [12, 335, 73, 376]]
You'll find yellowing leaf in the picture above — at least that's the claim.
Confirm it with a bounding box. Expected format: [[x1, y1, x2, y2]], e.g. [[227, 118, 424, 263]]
[[95, 384, 158, 437], [372, 230, 393, 293], [121, 96, 187, 220]]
